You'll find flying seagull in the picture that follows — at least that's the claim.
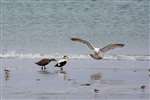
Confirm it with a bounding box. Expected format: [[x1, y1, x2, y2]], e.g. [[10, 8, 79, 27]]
[[35, 58, 56, 70], [71, 37, 125, 60]]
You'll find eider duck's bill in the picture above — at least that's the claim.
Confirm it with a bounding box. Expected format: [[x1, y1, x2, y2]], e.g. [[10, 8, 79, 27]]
[[35, 62, 39, 65]]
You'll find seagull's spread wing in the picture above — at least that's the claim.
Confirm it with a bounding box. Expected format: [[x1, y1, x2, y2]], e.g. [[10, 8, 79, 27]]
[[71, 37, 95, 50], [100, 43, 125, 53]]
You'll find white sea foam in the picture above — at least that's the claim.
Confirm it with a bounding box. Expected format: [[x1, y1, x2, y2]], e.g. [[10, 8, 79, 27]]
[[0, 51, 149, 61]]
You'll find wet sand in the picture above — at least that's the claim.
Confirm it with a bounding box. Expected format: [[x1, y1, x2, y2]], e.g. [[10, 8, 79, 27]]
[[1, 58, 150, 100]]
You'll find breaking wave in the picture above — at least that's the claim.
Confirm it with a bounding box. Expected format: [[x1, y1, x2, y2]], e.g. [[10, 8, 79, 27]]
[[0, 51, 150, 61]]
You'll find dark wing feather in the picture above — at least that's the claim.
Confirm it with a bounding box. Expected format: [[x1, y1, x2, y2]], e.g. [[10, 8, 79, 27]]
[[71, 37, 95, 50], [100, 43, 125, 53], [35, 58, 57, 66], [35, 58, 49, 66]]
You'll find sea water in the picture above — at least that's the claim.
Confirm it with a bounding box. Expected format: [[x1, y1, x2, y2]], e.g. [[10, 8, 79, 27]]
[[0, 0, 149, 55]]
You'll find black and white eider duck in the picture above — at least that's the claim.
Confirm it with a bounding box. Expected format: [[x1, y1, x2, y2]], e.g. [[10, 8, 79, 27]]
[[71, 37, 125, 60], [55, 55, 69, 70], [35, 58, 56, 70]]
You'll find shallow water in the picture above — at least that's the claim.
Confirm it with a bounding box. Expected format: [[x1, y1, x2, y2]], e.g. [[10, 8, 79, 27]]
[[1, 58, 150, 100], [0, 0, 149, 55]]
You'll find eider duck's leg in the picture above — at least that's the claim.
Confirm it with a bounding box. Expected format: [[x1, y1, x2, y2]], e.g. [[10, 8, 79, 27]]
[[41, 66, 44, 70], [41, 66, 46, 70], [44, 66, 46, 70]]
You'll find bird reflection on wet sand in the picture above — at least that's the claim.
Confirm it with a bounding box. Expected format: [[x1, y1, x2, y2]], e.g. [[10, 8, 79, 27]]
[[90, 72, 102, 81], [58, 70, 68, 80], [38, 68, 69, 81]]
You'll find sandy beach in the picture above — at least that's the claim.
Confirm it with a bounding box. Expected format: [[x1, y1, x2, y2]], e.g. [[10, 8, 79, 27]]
[[1, 58, 149, 100]]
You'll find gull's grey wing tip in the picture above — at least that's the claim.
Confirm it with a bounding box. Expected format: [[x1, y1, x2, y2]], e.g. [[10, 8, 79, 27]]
[[71, 37, 81, 41], [115, 43, 125, 47]]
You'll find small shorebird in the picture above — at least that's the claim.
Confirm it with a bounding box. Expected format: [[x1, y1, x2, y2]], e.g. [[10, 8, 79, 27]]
[[35, 58, 56, 70], [55, 56, 69, 70], [71, 37, 125, 60]]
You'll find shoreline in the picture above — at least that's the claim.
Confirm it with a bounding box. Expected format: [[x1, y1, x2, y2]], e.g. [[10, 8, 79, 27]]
[[1, 58, 149, 100]]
